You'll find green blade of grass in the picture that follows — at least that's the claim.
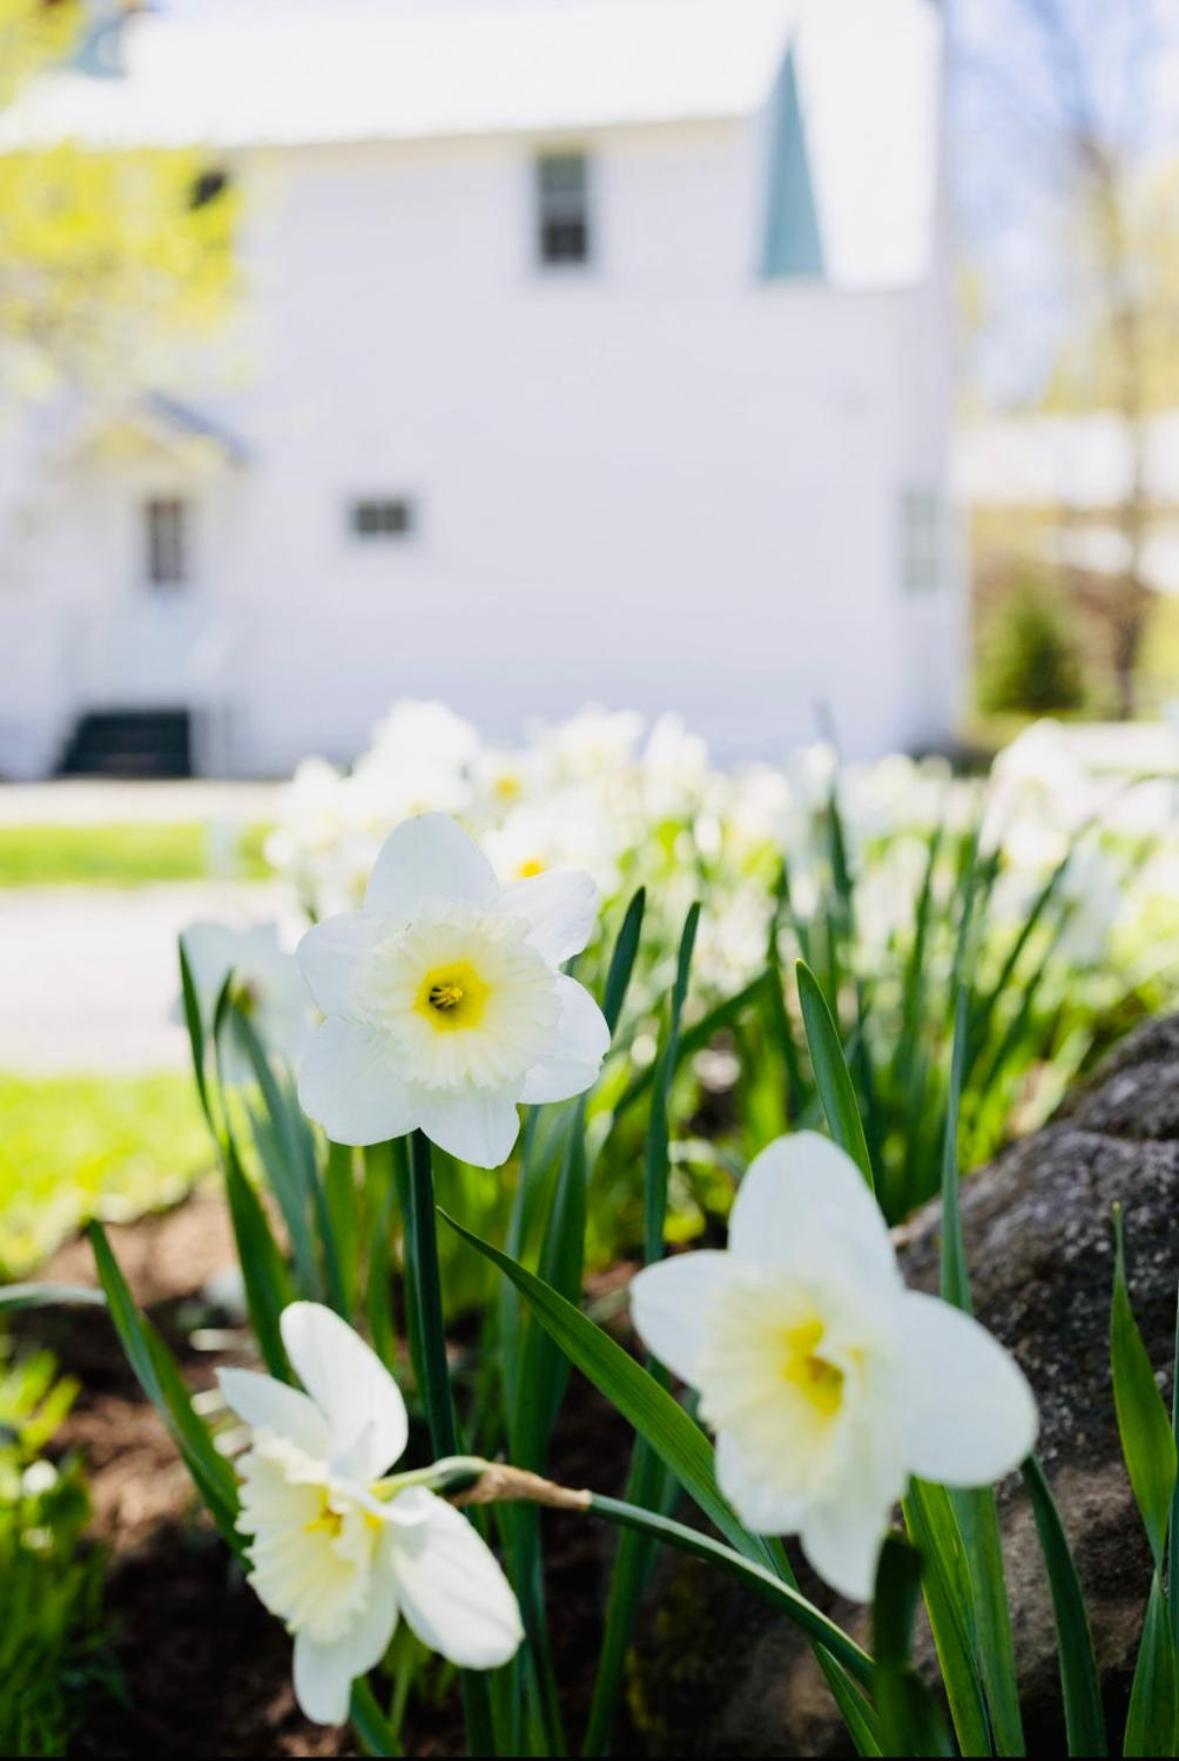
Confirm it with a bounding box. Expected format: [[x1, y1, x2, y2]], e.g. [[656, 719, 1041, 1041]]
[[404, 1133, 495, 1757], [584, 902, 699, 1755], [1021, 1455, 1107, 1757], [873, 1534, 955, 1758], [644, 903, 700, 1263], [221, 1131, 293, 1381], [88, 1221, 241, 1551], [350, 1680, 403, 1757], [938, 972, 1025, 1757], [443, 1213, 882, 1750], [1123, 1573, 1178, 1759], [587, 1491, 874, 1690], [903, 1479, 992, 1757], [796, 959, 874, 1192], [1111, 1206, 1178, 1571], [0, 1282, 107, 1311]]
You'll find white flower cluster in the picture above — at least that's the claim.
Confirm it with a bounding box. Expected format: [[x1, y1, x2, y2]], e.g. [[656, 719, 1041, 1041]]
[[264, 701, 1178, 1000]]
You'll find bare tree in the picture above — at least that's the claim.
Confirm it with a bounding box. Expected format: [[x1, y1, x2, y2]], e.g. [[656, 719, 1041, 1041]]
[[954, 0, 1179, 716]]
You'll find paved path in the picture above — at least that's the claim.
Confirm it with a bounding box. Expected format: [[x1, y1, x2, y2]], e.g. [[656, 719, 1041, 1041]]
[[0, 881, 298, 1073]]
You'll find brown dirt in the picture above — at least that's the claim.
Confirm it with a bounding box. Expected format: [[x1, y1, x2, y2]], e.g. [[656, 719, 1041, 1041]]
[[19, 1192, 639, 1758]]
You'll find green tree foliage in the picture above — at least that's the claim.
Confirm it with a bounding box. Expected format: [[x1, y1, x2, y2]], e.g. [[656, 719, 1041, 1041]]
[[978, 581, 1087, 716], [0, 0, 237, 395]]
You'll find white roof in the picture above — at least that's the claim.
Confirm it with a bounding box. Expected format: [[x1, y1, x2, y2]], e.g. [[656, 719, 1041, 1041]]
[[0, 0, 942, 288], [0, 0, 801, 150]]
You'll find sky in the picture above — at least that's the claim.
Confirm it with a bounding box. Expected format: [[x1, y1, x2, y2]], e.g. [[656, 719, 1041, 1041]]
[[948, 0, 1179, 405]]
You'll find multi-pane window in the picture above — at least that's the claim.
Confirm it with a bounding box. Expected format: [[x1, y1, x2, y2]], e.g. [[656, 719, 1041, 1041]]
[[145, 497, 188, 588], [350, 497, 415, 539], [536, 152, 591, 267], [900, 488, 943, 595]]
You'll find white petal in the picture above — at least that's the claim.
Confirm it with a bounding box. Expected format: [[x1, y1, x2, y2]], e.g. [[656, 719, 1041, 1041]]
[[627, 1250, 732, 1385], [280, 1302, 408, 1478], [384, 1485, 439, 1528], [216, 1367, 330, 1458], [519, 976, 610, 1103], [391, 1490, 524, 1668], [496, 868, 599, 964], [412, 1086, 520, 1169], [292, 1558, 398, 1725], [715, 1432, 809, 1534], [729, 1131, 897, 1292], [296, 1018, 416, 1147], [364, 814, 497, 918], [899, 1291, 1038, 1486], [800, 1488, 893, 1602], [297, 912, 389, 1017]]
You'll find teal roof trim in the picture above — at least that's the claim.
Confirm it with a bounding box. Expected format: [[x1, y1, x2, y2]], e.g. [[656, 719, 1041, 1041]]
[[762, 50, 824, 278]]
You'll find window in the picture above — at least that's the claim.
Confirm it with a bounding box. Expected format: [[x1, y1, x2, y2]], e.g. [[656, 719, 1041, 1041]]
[[350, 497, 415, 540], [900, 488, 943, 595], [536, 152, 591, 267], [145, 497, 188, 588]]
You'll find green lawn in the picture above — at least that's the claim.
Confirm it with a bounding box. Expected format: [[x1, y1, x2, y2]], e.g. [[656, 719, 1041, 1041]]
[[0, 1072, 213, 1278], [0, 821, 273, 887]]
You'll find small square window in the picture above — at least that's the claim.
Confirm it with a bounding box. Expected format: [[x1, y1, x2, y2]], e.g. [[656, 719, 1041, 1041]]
[[350, 498, 415, 540], [536, 152, 591, 267], [146, 497, 188, 588], [900, 488, 942, 595]]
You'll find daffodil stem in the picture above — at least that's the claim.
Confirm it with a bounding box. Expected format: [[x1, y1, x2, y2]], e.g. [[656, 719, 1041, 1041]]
[[404, 1132, 496, 1757], [405, 1129, 459, 1458]]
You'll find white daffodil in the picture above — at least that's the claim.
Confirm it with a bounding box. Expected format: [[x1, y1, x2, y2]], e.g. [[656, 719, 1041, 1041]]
[[180, 920, 314, 1084], [628, 1132, 1038, 1601], [219, 1302, 523, 1725], [295, 813, 610, 1167]]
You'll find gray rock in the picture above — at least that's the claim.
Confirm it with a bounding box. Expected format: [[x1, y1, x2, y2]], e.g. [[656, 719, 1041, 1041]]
[[627, 1016, 1179, 1757]]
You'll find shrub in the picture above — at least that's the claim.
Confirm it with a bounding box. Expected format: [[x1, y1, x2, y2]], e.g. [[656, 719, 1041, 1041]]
[[979, 581, 1086, 714]]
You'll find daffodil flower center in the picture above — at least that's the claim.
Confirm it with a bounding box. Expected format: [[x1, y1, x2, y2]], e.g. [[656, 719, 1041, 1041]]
[[415, 961, 490, 1032], [782, 1319, 845, 1418], [304, 1492, 345, 1539]]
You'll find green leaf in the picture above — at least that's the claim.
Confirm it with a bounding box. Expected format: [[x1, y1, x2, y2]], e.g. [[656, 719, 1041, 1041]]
[[873, 1534, 955, 1758], [952, 1486, 1026, 1757], [583, 1446, 679, 1757], [88, 1221, 241, 1551], [1170, 1284, 1179, 1654], [231, 1003, 327, 1302], [1021, 1454, 1106, 1757], [644, 902, 700, 1264], [796, 959, 874, 1191], [1111, 1207, 1178, 1570], [904, 1480, 991, 1757], [939, 984, 973, 1315], [601, 888, 646, 1035], [609, 974, 764, 1128], [1123, 1574, 1178, 1759], [584, 902, 698, 1755], [443, 1210, 882, 1745], [178, 934, 215, 1131], [350, 1680, 403, 1757], [221, 1130, 293, 1381], [587, 1491, 874, 1690], [403, 1135, 494, 1758], [0, 1281, 106, 1311], [938, 971, 1025, 1757]]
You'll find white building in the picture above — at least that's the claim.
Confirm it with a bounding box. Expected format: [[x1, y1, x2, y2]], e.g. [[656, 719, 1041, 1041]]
[[0, 0, 959, 778]]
